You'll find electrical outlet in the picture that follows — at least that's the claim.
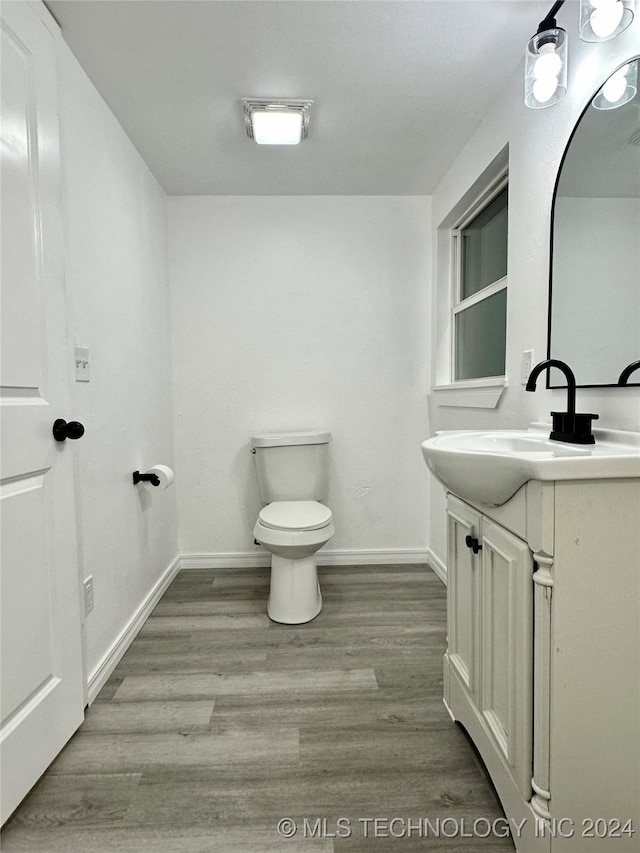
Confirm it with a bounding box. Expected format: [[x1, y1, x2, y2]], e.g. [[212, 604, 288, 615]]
[[521, 350, 534, 385], [75, 346, 90, 382], [83, 576, 94, 614]]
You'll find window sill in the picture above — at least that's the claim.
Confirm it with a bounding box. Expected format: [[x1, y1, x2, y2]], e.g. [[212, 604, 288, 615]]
[[431, 377, 507, 409]]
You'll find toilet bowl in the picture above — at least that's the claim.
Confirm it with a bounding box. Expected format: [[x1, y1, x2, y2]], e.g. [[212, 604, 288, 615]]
[[253, 500, 335, 624], [250, 431, 334, 624]]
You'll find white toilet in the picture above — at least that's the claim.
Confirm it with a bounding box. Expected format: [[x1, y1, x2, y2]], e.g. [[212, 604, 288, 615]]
[[251, 431, 334, 624]]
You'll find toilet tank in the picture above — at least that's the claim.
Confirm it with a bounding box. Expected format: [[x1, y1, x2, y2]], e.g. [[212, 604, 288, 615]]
[[251, 431, 331, 503]]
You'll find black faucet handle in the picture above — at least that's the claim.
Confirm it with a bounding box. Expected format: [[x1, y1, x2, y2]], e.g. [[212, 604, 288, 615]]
[[550, 411, 599, 445], [618, 360, 640, 385]]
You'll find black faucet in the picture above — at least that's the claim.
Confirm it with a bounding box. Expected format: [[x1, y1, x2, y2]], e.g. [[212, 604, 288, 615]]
[[618, 360, 640, 385], [526, 359, 599, 444]]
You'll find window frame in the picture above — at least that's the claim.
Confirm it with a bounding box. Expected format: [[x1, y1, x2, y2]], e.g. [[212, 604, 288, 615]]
[[450, 173, 509, 383]]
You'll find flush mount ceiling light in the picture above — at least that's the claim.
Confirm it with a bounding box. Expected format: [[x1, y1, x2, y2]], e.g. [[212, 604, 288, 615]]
[[580, 0, 634, 41], [243, 99, 313, 145], [592, 59, 638, 107], [525, 2, 568, 109]]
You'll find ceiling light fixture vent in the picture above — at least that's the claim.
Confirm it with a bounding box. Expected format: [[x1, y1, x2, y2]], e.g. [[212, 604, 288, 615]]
[[243, 99, 313, 145]]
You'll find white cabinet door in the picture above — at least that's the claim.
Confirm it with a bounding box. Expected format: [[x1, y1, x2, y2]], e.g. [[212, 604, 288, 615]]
[[446, 496, 481, 696], [479, 518, 533, 800], [446, 497, 534, 803], [1, 1, 84, 824]]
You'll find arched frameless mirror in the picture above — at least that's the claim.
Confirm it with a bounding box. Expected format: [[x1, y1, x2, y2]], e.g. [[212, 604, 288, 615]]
[[549, 57, 640, 387]]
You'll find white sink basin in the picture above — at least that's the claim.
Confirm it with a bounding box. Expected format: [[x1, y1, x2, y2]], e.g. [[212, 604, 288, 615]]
[[421, 423, 640, 507]]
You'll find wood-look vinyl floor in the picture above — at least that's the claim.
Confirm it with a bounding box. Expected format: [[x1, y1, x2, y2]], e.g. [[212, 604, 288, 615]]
[[2, 565, 514, 852]]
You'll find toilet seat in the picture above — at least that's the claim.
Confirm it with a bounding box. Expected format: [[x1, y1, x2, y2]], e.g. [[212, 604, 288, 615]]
[[258, 501, 332, 531]]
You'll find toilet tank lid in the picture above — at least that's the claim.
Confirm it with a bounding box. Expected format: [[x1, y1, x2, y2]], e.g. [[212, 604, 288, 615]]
[[251, 431, 331, 448]]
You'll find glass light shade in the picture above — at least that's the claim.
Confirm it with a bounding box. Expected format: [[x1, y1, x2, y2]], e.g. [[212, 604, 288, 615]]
[[251, 109, 303, 145], [579, 0, 634, 41], [525, 27, 568, 109], [592, 60, 639, 109]]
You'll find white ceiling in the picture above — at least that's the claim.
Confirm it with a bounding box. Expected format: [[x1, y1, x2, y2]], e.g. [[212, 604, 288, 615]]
[[46, 0, 552, 195]]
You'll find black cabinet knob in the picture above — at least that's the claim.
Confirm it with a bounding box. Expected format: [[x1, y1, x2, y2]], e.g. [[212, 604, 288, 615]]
[[53, 418, 85, 442], [465, 534, 482, 555]]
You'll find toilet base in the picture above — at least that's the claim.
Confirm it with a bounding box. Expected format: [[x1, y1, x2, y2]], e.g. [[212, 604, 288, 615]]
[[267, 554, 322, 624]]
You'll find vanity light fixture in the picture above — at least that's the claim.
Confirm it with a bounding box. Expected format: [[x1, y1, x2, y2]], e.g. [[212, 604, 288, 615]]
[[525, 1, 568, 109], [592, 58, 638, 107], [525, 0, 637, 108], [243, 99, 313, 145], [579, 0, 634, 41]]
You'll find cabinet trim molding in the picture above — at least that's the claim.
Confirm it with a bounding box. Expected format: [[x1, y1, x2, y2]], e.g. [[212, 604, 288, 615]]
[[532, 550, 553, 822]]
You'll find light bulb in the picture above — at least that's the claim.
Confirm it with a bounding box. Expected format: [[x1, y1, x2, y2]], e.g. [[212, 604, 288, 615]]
[[602, 66, 629, 102], [533, 76, 559, 104], [590, 0, 624, 37], [533, 45, 562, 80]]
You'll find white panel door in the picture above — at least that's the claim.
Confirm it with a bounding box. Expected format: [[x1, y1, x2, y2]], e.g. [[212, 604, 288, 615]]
[[1, 1, 84, 824]]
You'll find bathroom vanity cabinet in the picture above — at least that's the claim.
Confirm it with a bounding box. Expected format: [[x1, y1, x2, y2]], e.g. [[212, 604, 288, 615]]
[[443, 478, 640, 852]]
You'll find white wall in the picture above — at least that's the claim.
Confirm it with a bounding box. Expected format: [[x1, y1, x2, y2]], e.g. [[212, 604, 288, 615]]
[[427, 6, 640, 569], [168, 196, 431, 564], [56, 40, 178, 693]]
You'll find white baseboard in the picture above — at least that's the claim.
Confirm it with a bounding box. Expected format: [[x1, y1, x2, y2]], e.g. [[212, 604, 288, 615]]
[[320, 549, 431, 566], [179, 548, 431, 571], [86, 555, 181, 705], [180, 552, 270, 570], [426, 548, 447, 585]]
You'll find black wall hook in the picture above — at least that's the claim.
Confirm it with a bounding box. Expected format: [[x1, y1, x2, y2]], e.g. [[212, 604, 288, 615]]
[[132, 471, 160, 487]]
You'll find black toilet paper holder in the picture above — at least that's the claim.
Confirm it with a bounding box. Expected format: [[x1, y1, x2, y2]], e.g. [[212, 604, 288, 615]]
[[132, 470, 160, 487]]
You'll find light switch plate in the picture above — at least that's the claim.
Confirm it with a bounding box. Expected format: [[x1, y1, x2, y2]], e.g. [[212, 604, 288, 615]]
[[75, 346, 90, 382], [83, 576, 94, 614], [521, 350, 534, 385]]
